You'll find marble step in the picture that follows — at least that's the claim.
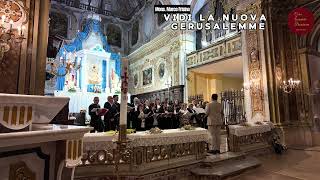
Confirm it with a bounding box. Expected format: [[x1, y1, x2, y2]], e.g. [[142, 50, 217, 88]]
[[203, 152, 246, 166], [191, 156, 261, 180]]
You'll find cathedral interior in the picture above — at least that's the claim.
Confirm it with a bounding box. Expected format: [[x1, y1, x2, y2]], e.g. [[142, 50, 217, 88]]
[[0, 0, 320, 180]]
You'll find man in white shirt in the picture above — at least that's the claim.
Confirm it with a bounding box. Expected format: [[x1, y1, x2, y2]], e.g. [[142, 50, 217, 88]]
[[205, 94, 223, 154]]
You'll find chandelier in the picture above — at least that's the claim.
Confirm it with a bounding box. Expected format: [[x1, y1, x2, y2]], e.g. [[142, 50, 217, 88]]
[[0, 15, 26, 61], [281, 78, 300, 93]]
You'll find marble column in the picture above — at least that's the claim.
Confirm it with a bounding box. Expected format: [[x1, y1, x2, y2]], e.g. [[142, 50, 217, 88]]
[[239, 1, 270, 122]]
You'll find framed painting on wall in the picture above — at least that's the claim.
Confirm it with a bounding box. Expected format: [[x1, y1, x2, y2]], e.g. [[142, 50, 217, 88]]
[[142, 68, 152, 86]]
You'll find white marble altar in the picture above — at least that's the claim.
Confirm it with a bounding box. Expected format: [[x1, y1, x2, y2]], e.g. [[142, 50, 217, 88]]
[[76, 128, 208, 179], [0, 93, 91, 180], [0, 93, 69, 131], [48, 15, 122, 113], [228, 122, 274, 152], [83, 128, 209, 150], [229, 122, 273, 136]]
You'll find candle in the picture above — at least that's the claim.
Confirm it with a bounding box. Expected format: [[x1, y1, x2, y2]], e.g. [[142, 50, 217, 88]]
[[21, 25, 25, 36], [119, 57, 129, 126], [1, 15, 5, 25], [17, 26, 21, 35], [9, 20, 13, 30]]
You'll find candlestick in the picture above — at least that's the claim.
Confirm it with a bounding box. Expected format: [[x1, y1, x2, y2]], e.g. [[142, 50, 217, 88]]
[[119, 57, 128, 143]]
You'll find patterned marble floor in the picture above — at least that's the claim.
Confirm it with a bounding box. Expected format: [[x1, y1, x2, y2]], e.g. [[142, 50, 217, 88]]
[[227, 146, 320, 180]]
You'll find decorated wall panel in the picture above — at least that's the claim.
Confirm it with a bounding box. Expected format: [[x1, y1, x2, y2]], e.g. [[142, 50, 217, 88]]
[[128, 28, 184, 96], [0, 0, 49, 95], [238, 0, 269, 122], [246, 30, 265, 117]]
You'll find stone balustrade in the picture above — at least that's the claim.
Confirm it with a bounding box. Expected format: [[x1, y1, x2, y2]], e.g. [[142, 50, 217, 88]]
[[187, 34, 242, 69]]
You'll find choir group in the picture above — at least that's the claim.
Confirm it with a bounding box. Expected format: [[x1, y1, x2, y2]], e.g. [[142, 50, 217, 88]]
[[88, 96, 209, 132]]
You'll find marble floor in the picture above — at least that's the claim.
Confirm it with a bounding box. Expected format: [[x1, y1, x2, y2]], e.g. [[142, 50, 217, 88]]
[[228, 146, 320, 180]]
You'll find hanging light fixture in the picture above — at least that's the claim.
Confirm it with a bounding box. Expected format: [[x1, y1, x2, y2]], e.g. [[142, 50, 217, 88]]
[[280, 78, 300, 93], [0, 15, 26, 61]]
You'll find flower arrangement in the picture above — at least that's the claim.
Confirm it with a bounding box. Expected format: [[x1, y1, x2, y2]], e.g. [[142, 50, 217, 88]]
[[104, 129, 136, 135], [182, 125, 195, 130], [126, 129, 136, 134], [68, 86, 77, 92], [149, 127, 162, 134]]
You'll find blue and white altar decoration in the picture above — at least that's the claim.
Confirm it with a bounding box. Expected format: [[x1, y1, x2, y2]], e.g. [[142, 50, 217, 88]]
[[49, 14, 124, 113]]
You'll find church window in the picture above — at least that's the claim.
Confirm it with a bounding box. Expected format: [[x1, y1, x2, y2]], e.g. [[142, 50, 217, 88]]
[[206, 28, 212, 42], [132, 21, 139, 46], [49, 12, 68, 38], [157, 2, 166, 26], [106, 24, 122, 48]]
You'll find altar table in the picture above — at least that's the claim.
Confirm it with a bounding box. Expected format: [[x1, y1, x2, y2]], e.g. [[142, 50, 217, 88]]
[[229, 123, 273, 136], [75, 128, 209, 179], [228, 122, 274, 152]]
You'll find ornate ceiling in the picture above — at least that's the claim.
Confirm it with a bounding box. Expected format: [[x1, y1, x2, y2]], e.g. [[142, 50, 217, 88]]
[[52, 0, 146, 21]]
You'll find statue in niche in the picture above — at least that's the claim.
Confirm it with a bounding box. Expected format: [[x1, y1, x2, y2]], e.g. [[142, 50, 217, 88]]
[[250, 48, 259, 63], [252, 91, 263, 113], [250, 48, 260, 69], [65, 60, 76, 88], [88, 64, 101, 85], [275, 65, 282, 81]]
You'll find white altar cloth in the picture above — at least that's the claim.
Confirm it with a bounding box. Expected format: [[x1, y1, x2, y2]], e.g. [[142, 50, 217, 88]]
[[54, 91, 109, 113], [83, 128, 209, 150], [54, 91, 130, 113], [229, 122, 273, 136]]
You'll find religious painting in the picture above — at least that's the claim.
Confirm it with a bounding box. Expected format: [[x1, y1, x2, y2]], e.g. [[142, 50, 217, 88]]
[[106, 24, 122, 48], [158, 63, 165, 79], [131, 21, 139, 46], [134, 74, 138, 87], [49, 12, 68, 38], [88, 64, 101, 85], [142, 68, 152, 86]]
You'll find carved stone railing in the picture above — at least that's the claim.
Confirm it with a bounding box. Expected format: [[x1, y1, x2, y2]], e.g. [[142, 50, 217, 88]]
[[80, 141, 207, 167], [187, 34, 241, 69], [51, 0, 139, 20]]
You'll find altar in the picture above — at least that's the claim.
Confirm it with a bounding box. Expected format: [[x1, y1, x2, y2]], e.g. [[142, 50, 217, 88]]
[[45, 14, 122, 113], [75, 128, 209, 179], [0, 93, 91, 180], [228, 122, 274, 153]]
